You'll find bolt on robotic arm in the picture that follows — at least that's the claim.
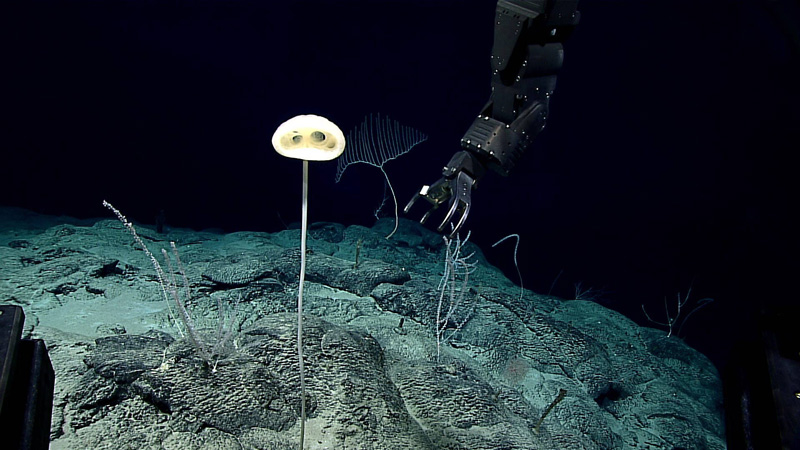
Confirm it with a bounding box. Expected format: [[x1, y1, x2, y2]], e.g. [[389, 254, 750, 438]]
[[405, 0, 580, 236]]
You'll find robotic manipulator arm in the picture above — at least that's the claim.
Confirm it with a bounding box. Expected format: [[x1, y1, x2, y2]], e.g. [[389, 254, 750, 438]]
[[405, 0, 580, 237]]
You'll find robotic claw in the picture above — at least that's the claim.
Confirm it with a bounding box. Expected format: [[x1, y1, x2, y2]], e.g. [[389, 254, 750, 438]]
[[405, 0, 580, 237]]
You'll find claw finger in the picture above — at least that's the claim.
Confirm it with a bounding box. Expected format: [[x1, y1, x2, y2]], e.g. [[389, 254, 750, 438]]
[[420, 208, 434, 225], [450, 201, 470, 238], [438, 198, 461, 232], [404, 192, 421, 214]]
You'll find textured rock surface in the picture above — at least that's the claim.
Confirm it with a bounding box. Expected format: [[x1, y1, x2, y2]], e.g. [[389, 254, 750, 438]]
[[0, 207, 726, 449]]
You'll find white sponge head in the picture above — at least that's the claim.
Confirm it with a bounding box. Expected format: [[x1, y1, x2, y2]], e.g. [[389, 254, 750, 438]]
[[272, 114, 346, 161]]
